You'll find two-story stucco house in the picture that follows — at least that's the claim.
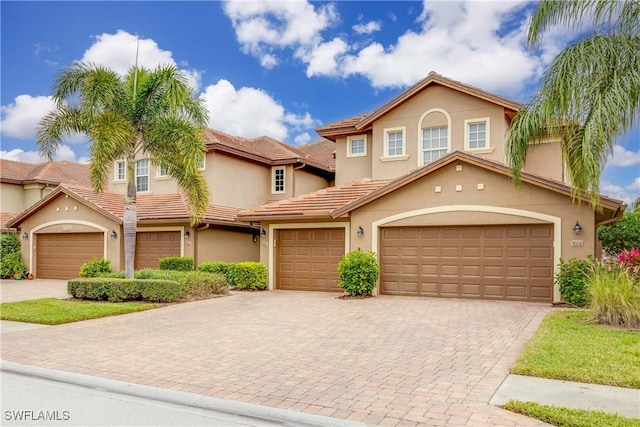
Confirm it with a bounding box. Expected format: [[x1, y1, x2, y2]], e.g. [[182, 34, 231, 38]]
[[7, 130, 335, 279], [0, 159, 91, 231], [238, 72, 624, 303]]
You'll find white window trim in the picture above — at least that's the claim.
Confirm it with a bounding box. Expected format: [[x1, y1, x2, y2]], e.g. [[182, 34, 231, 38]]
[[198, 154, 206, 171], [418, 108, 451, 167], [382, 126, 407, 160], [136, 159, 150, 193], [155, 162, 169, 179], [346, 135, 367, 158], [113, 160, 126, 182], [271, 166, 286, 194], [464, 117, 493, 153]]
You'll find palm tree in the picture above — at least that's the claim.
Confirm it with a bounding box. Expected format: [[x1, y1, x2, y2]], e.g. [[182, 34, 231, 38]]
[[38, 62, 210, 278], [506, 0, 640, 205]]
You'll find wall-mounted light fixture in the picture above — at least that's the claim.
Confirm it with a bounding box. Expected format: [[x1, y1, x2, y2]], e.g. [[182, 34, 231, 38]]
[[252, 234, 258, 243], [260, 228, 267, 239], [110, 230, 117, 239], [357, 226, 364, 238], [572, 221, 582, 235], [184, 230, 190, 239], [22, 232, 28, 240]]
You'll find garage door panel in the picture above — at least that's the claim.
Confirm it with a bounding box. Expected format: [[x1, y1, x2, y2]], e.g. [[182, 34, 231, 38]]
[[381, 224, 553, 302], [276, 228, 344, 292], [135, 232, 181, 270], [37, 233, 103, 279]]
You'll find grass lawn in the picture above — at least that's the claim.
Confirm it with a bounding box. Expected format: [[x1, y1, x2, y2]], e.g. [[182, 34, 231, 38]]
[[512, 310, 640, 388], [0, 298, 160, 325], [503, 400, 640, 427]]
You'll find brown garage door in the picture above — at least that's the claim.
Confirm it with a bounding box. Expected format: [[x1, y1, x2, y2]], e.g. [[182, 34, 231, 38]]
[[37, 233, 103, 279], [135, 231, 181, 269], [380, 224, 554, 302], [276, 228, 344, 291]]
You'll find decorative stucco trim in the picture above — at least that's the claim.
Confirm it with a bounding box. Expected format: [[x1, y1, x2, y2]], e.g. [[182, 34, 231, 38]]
[[370, 205, 562, 302], [267, 222, 350, 291], [29, 220, 110, 274]]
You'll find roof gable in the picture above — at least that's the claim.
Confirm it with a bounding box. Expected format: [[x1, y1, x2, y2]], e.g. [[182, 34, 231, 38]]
[[330, 151, 623, 217], [316, 71, 522, 140]]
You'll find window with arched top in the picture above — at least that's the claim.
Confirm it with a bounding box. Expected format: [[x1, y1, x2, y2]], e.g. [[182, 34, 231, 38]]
[[419, 109, 451, 166]]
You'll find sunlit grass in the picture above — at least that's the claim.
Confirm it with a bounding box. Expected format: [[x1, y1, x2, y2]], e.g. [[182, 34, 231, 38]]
[[503, 400, 640, 427]]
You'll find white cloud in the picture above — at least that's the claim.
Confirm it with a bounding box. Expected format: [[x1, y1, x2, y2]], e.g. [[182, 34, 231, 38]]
[[607, 145, 640, 168], [223, 0, 338, 69], [200, 79, 318, 141], [304, 38, 348, 77], [294, 132, 312, 145], [601, 178, 640, 205], [0, 144, 79, 163], [81, 30, 202, 90], [353, 21, 381, 35], [0, 95, 56, 139]]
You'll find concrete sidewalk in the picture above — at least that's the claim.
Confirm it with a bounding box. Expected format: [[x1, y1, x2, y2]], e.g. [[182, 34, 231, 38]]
[[0, 279, 70, 303], [491, 374, 640, 419]]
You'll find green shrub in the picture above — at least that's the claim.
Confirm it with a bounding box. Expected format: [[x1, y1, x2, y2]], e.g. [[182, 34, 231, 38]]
[[555, 257, 595, 307], [159, 256, 194, 271], [79, 257, 112, 278], [134, 269, 185, 282], [588, 264, 640, 328], [68, 278, 184, 302], [598, 210, 640, 255], [1, 232, 21, 256], [337, 249, 380, 296], [229, 262, 267, 290], [182, 271, 229, 297], [198, 261, 232, 277], [0, 233, 25, 279]]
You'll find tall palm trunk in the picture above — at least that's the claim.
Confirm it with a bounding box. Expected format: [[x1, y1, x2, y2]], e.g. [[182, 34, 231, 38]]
[[124, 159, 137, 278]]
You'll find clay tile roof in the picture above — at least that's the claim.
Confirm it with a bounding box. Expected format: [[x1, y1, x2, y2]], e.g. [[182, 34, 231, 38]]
[[1, 212, 16, 229], [7, 183, 254, 229], [203, 128, 333, 171], [297, 139, 336, 169], [237, 178, 391, 220], [315, 114, 369, 140], [0, 159, 90, 186]]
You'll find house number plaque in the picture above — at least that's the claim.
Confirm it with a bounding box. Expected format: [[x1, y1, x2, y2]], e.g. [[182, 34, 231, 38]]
[[570, 240, 584, 247]]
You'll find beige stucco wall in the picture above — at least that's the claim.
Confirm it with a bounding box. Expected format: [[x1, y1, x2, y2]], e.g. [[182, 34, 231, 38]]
[[16, 193, 122, 275], [523, 140, 565, 182], [208, 153, 270, 207], [1, 183, 26, 214], [335, 133, 374, 185], [369, 85, 509, 180], [195, 226, 259, 265], [293, 169, 330, 196]]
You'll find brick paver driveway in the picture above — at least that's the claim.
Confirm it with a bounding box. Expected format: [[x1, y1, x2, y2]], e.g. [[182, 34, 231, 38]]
[[2, 291, 551, 426]]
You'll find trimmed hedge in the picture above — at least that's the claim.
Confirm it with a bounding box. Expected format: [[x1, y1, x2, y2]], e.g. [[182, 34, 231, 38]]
[[159, 256, 194, 271], [338, 249, 380, 296], [555, 257, 594, 307], [68, 270, 229, 302], [198, 261, 232, 276], [229, 262, 267, 290], [68, 278, 184, 302], [0, 233, 26, 279]]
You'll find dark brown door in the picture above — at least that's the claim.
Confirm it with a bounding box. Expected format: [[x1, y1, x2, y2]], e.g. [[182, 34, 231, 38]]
[[380, 224, 553, 302], [135, 231, 181, 269], [276, 228, 345, 291], [36, 233, 103, 279]]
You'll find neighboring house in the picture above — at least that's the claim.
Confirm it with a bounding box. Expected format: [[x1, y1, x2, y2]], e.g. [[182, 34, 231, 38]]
[[238, 72, 625, 303], [0, 159, 90, 230], [7, 131, 335, 279]]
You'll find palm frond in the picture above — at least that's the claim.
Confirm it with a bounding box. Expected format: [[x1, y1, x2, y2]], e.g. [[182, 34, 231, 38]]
[[37, 107, 87, 160]]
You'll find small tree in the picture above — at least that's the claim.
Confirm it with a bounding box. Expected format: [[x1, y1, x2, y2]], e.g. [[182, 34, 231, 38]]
[[337, 249, 380, 296], [598, 210, 640, 255]]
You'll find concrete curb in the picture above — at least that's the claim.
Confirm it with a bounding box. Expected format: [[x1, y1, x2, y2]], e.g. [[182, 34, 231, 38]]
[[490, 374, 640, 419], [1, 360, 367, 427]]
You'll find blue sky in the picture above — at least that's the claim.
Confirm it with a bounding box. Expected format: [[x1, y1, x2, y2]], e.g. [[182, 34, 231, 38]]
[[1, 1, 638, 203]]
